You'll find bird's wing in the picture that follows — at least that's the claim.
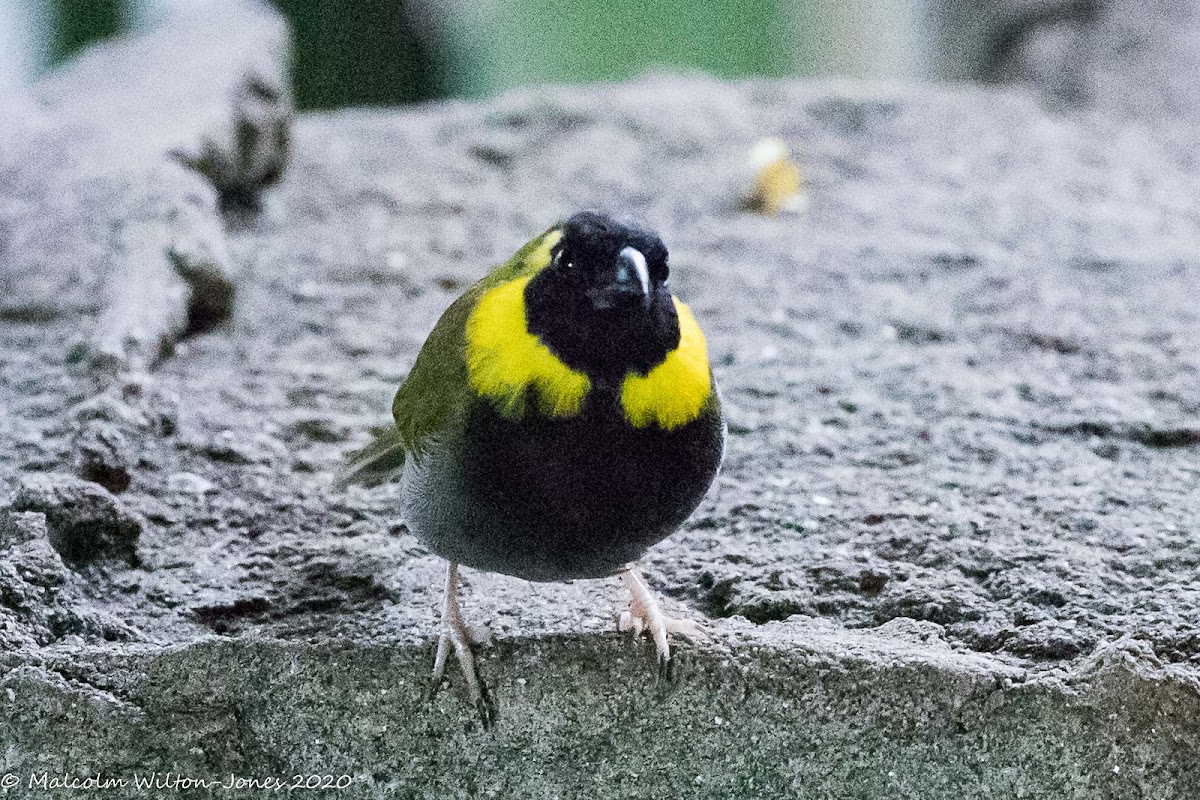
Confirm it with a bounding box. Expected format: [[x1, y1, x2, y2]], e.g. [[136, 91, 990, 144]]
[[394, 226, 563, 455], [331, 424, 408, 490], [334, 226, 562, 489]]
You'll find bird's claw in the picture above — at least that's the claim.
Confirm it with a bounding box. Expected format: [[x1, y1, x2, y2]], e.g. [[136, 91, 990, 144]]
[[618, 609, 707, 641], [474, 690, 498, 730], [429, 628, 496, 729], [429, 563, 496, 729], [619, 569, 706, 682], [617, 608, 644, 638], [657, 652, 674, 683]]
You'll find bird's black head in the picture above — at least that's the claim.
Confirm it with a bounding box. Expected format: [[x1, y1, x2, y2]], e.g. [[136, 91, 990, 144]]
[[525, 212, 680, 382]]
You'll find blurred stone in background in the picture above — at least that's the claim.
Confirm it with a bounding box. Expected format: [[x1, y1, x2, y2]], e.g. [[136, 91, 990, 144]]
[[985, 0, 1200, 117], [0, 0, 947, 106], [8, 0, 1191, 116]]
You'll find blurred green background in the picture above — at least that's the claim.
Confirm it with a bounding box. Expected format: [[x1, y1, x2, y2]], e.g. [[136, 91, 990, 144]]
[[0, 0, 980, 108]]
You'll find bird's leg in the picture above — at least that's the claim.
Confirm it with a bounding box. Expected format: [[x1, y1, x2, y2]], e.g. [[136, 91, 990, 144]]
[[618, 567, 706, 680], [429, 562, 495, 727]]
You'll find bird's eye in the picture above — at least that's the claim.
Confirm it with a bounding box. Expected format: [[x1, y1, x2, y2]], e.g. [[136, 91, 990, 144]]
[[552, 247, 575, 271], [552, 250, 577, 277]]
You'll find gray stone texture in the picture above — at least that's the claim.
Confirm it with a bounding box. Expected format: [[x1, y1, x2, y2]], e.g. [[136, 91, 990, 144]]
[[983, 0, 1200, 117], [1, 2, 1199, 798], [34, 0, 292, 201]]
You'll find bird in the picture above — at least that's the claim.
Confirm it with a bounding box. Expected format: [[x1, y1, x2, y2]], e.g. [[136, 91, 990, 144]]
[[335, 211, 725, 725]]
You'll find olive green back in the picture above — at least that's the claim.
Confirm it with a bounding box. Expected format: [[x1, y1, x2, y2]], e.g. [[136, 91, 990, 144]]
[[391, 227, 560, 456]]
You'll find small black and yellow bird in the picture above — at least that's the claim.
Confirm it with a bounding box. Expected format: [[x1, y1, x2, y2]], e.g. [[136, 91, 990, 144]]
[[336, 211, 725, 723]]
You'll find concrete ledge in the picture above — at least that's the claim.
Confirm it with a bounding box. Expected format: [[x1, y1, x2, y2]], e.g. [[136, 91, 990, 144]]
[[2, 626, 1196, 799]]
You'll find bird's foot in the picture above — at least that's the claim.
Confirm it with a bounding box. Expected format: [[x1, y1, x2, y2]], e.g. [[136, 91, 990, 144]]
[[429, 563, 496, 728], [618, 568, 706, 681]]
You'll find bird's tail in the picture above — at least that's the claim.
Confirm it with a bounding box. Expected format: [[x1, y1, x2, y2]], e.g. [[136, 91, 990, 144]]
[[332, 425, 407, 491]]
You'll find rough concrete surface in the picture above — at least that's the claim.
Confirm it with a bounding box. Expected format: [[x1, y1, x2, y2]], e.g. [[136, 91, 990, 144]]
[[2, 3, 1199, 799]]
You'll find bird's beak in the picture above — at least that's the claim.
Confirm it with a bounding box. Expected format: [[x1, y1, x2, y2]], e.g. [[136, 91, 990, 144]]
[[587, 246, 652, 312], [612, 246, 651, 311]]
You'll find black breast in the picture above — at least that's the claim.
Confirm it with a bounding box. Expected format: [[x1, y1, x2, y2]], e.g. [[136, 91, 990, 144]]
[[459, 389, 724, 580]]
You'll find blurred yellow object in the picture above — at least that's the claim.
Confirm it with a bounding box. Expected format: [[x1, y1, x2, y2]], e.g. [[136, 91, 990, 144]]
[[744, 138, 806, 215]]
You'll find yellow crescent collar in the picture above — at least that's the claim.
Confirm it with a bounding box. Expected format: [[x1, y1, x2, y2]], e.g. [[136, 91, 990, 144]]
[[464, 261, 711, 430]]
